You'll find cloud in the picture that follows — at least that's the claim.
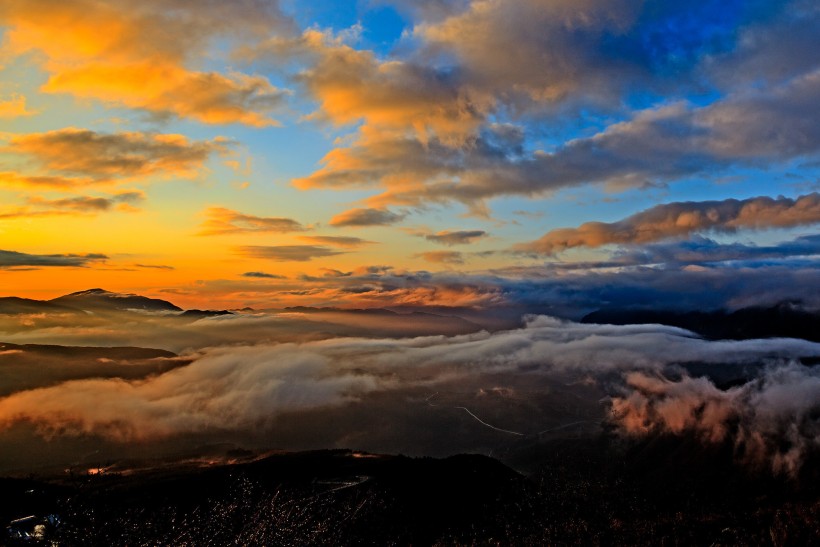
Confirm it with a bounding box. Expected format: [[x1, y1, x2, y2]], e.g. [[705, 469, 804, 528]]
[[291, 49, 820, 214], [0, 94, 36, 118], [329, 208, 405, 227], [241, 271, 286, 279], [0, 191, 145, 219], [0, 250, 107, 268], [320, 78, 820, 211], [424, 230, 487, 246], [298, 236, 375, 248], [529, 235, 820, 273], [609, 234, 820, 267], [0, 0, 291, 125], [250, 28, 490, 144], [45, 67, 287, 128], [136, 256, 820, 315], [0, 343, 376, 441], [198, 207, 306, 235], [110, 190, 146, 204], [26, 190, 146, 212], [407, 0, 806, 112], [610, 362, 820, 476], [418, 251, 465, 265], [30, 197, 112, 212], [292, 126, 529, 215], [237, 245, 345, 262], [0, 316, 818, 474], [513, 264, 820, 316], [490, 70, 820, 199], [134, 263, 175, 270], [387, 0, 472, 22], [515, 193, 820, 254], [5, 128, 229, 183], [706, 2, 820, 87], [0, 172, 100, 190], [413, 0, 645, 106], [0, 208, 76, 220]]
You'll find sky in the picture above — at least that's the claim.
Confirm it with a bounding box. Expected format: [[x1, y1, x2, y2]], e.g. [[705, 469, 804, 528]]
[[0, 0, 818, 310]]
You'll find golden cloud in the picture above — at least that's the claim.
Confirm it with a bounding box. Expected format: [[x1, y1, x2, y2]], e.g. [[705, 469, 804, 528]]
[[0, 0, 289, 126], [417, 251, 465, 265], [4, 128, 228, 183], [198, 207, 307, 236], [0, 94, 36, 118]]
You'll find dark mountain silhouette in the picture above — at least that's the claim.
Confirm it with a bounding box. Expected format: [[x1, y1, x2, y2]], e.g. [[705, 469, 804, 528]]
[[49, 288, 182, 313], [582, 302, 820, 342], [0, 343, 187, 396], [0, 297, 82, 316], [178, 309, 234, 320]]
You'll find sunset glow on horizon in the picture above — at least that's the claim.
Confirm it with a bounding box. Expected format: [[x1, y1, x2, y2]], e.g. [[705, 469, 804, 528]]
[[0, 0, 817, 311], [0, 7, 819, 542]]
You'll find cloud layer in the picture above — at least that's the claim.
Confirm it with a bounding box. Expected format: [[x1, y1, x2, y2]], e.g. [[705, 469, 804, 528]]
[[611, 363, 820, 476], [0, 315, 818, 474], [516, 193, 820, 254]]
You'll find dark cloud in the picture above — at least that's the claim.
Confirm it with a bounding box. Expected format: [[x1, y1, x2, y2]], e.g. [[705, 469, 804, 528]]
[[515, 193, 820, 254], [28, 196, 113, 212], [0, 208, 76, 220], [493, 264, 820, 317], [0, 171, 98, 189], [0, 250, 107, 268], [518, 235, 820, 273], [113, 190, 146, 204], [610, 234, 820, 267], [424, 230, 487, 246], [26, 190, 146, 213], [298, 236, 375, 248], [199, 207, 306, 235], [414, 0, 646, 106], [237, 245, 345, 262], [135, 263, 175, 270], [0, 190, 147, 219], [706, 0, 820, 87], [329, 208, 405, 227], [411, 0, 787, 108], [241, 271, 287, 279], [417, 251, 464, 264]]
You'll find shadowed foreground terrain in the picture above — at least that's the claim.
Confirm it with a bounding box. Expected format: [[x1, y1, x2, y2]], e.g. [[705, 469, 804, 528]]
[[2, 438, 817, 546], [1, 291, 818, 544]]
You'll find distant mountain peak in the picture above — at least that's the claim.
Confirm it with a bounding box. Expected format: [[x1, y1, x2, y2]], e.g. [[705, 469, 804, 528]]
[[51, 288, 182, 312], [63, 288, 115, 297]]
